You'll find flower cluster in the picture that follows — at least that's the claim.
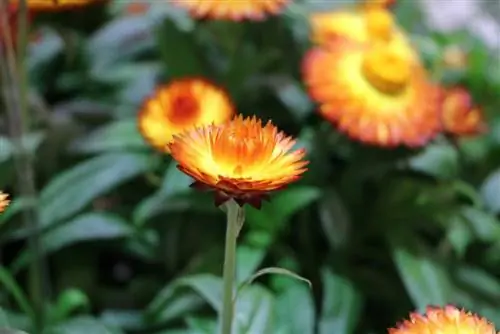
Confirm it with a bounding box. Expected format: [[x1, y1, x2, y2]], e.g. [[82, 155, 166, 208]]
[[303, 0, 485, 147]]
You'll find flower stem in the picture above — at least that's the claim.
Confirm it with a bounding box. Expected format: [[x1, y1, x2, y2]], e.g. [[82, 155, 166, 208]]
[[220, 199, 243, 334]]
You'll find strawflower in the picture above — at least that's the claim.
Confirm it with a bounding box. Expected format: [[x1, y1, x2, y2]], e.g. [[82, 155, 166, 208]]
[[170, 0, 290, 21], [0, 192, 10, 213], [168, 115, 308, 209], [138, 78, 234, 152], [389, 305, 497, 334], [441, 87, 486, 137], [9, 0, 102, 11], [302, 37, 441, 147]]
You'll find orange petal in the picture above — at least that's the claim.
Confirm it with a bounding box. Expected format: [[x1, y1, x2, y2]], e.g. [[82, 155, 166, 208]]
[[441, 87, 487, 137], [0, 192, 10, 213]]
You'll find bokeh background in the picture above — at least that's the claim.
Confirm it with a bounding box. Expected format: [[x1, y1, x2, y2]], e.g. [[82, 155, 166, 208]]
[[1, 0, 500, 333]]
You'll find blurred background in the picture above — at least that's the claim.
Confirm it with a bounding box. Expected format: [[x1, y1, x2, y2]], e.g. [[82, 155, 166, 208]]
[[0, 0, 499, 333]]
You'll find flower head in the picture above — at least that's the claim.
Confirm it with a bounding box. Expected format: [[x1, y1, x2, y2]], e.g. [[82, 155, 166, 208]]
[[310, 7, 409, 48], [10, 0, 102, 11], [389, 305, 496, 334], [138, 78, 234, 152], [0, 192, 10, 213], [168, 115, 308, 208], [170, 0, 290, 21], [441, 87, 486, 137], [302, 38, 441, 147]]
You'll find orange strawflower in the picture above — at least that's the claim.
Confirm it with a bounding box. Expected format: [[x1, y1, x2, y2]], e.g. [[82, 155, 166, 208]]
[[10, 0, 102, 11], [302, 37, 441, 148], [138, 78, 234, 152], [170, 0, 290, 21], [0, 192, 10, 213], [310, 7, 410, 48], [389, 305, 497, 334], [168, 115, 308, 208], [441, 87, 486, 137]]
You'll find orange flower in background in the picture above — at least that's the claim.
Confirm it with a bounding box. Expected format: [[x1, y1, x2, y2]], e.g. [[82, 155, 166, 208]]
[[302, 38, 441, 147], [138, 78, 234, 152], [168, 115, 308, 208], [361, 0, 396, 10], [310, 6, 416, 60], [124, 1, 150, 16], [9, 0, 102, 11], [170, 0, 290, 21], [441, 87, 486, 137], [389, 305, 497, 334], [0, 192, 10, 213]]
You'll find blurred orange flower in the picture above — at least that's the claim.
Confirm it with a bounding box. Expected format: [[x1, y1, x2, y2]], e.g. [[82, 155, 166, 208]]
[[170, 0, 290, 21], [302, 38, 441, 147], [361, 0, 396, 10], [124, 1, 150, 16], [0, 192, 10, 213], [168, 115, 308, 208], [310, 7, 410, 48], [138, 78, 234, 152], [10, 0, 102, 11], [441, 87, 486, 137], [389, 305, 496, 334]]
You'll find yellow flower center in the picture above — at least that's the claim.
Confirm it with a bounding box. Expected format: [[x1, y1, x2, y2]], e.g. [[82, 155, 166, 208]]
[[365, 8, 394, 42], [361, 46, 411, 95]]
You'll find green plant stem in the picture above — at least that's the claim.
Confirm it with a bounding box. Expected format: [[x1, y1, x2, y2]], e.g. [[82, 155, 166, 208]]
[[220, 199, 242, 334]]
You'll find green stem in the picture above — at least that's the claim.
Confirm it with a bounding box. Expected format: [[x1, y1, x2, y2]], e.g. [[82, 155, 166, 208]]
[[220, 200, 243, 334]]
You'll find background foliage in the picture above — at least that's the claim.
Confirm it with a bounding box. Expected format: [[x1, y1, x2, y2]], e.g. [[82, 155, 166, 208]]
[[1, 0, 500, 333]]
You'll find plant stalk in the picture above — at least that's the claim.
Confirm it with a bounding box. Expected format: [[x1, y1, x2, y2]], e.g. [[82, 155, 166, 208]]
[[220, 199, 243, 334]]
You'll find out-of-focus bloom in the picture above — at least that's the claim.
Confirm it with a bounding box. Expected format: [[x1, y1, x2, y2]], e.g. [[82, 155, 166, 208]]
[[361, 0, 396, 10], [170, 0, 290, 21], [302, 38, 441, 147], [124, 1, 150, 16], [442, 45, 468, 70], [389, 305, 496, 334], [441, 87, 486, 137], [0, 192, 10, 213], [310, 7, 413, 55], [138, 78, 234, 152], [168, 115, 308, 209], [9, 0, 102, 11]]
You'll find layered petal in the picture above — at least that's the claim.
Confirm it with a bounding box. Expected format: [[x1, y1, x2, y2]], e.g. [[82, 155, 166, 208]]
[[169, 115, 308, 208], [441, 87, 486, 137]]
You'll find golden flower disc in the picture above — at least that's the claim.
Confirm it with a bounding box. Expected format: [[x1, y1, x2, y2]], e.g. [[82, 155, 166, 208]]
[[168, 115, 308, 208], [442, 87, 487, 137], [389, 305, 497, 334], [170, 0, 290, 21], [138, 78, 234, 152], [0, 192, 10, 213], [302, 38, 441, 147], [10, 0, 102, 11]]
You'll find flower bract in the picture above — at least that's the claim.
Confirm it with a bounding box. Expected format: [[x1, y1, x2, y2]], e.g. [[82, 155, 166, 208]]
[[168, 115, 308, 208]]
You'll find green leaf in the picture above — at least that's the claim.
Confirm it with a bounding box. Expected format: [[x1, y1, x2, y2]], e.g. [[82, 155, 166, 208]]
[[156, 19, 207, 78], [0, 197, 37, 228], [318, 268, 362, 334], [233, 285, 274, 334], [43, 316, 122, 334], [481, 169, 500, 213], [69, 119, 148, 154], [50, 289, 90, 323], [318, 188, 350, 249], [38, 152, 158, 229], [408, 142, 458, 180], [12, 213, 133, 273], [245, 186, 320, 246], [460, 206, 500, 243], [272, 80, 312, 122], [238, 267, 311, 298], [133, 162, 194, 226], [0, 267, 34, 322], [0, 329, 29, 334], [235, 246, 266, 285], [445, 214, 472, 257], [455, 265, 500, 300], [275, 283, 315, 334], [389, 240, 452, 311]]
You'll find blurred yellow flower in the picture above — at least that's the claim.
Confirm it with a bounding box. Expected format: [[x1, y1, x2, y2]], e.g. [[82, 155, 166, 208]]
[[389, 305, 497, 334], [170, 0, 290, 21], [0, 192, 10, 213], [441, 87, 487, 137], [10, 0, 102, 11], [138, 78, 234, 152], [302, 37, 441, 147], [168, 115, 308, 209]]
